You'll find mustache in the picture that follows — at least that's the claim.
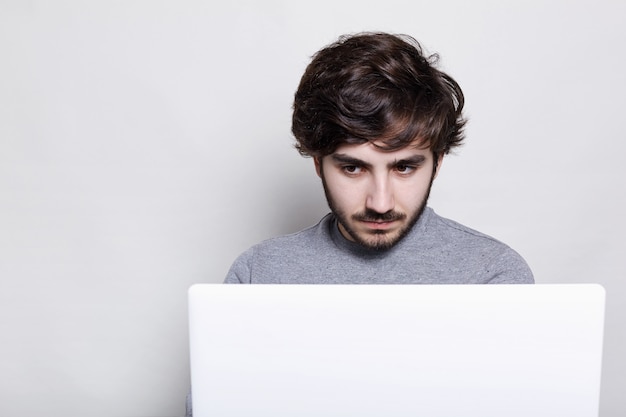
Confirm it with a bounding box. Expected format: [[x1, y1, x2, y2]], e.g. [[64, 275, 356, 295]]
[[352, 209, 406, 222]]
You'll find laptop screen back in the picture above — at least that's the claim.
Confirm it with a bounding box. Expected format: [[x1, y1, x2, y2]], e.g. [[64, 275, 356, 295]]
[[188, 284, 605, 417]]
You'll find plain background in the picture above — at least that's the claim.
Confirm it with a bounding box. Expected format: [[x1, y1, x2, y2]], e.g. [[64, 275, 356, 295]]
[[0, 1, 624, 416]]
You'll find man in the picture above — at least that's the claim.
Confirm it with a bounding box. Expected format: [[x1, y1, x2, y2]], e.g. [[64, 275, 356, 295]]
[[187, 32, 533, 416], [224, 32, 533, 285]]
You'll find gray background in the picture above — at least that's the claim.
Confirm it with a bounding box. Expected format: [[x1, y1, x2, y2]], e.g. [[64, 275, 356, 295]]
[[1, 1, 624, 416]]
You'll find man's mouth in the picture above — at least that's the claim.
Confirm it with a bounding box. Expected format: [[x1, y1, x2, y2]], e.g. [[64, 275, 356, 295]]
[[361, 220, 397, 230]]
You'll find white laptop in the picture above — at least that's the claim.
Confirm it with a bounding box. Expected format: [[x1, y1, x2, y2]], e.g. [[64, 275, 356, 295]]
[[188, 284, 605, 417]]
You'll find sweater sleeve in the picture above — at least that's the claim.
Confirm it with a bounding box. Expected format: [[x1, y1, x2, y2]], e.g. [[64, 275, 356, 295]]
[[223, 247, 254, 284], [483, 247, 535, 284]]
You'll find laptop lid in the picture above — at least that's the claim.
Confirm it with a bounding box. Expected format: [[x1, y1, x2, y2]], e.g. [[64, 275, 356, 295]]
[[188, 284, 605, 417]]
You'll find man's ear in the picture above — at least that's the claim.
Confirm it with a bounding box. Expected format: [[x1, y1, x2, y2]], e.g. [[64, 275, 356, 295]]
[[314, 157, 322, 177], [433, 154, 444, 180]]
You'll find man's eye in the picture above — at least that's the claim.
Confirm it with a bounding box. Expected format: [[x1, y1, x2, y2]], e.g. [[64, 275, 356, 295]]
[[396, 165, 415, 174], [342, 165, 362, 174]]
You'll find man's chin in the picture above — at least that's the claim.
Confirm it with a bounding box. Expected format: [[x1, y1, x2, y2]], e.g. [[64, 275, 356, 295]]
[[352, 230, 404, 251]]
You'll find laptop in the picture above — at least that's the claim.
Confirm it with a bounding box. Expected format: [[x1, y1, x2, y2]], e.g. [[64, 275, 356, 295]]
[[188, 284, 605, 417]]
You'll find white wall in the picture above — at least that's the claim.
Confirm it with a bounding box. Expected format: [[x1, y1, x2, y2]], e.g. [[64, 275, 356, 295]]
[[1, 1, 624, 416]]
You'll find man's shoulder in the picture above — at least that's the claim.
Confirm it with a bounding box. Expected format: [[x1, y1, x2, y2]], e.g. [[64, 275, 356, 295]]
[[250, 213, 334, 253], [424, 209, 508, 247], [421, 208, 534, 284], [224, 214, 336, 284]]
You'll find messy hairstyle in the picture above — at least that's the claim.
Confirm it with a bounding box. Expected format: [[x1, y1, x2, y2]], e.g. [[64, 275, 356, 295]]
[[292, 32, 466, 159]]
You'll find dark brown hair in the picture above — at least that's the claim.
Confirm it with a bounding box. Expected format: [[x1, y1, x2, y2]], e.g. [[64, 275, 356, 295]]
[[292, 32, 466, 158]]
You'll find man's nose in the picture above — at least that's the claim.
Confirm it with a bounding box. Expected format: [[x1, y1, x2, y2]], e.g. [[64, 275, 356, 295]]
[[365, 176, 395, 213]]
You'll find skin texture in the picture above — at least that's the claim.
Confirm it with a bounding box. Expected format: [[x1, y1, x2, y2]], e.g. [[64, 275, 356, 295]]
[[316, 140, 442, 250]]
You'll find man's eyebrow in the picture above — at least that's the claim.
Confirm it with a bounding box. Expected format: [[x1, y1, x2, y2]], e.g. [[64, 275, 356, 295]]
[[330, 153, 428, 169], [391, 155, 427, 167], [330, 154, 372, 169]]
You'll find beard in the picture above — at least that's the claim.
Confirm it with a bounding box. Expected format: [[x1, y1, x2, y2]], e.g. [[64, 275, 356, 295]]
[[320, 172, 434, 251]]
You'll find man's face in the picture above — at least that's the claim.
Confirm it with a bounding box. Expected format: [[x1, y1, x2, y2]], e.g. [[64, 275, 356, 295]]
[[316, 141, 440, 250]]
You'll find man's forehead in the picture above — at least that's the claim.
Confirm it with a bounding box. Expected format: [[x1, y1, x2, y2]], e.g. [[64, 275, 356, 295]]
[[331, 140, 433, 158]]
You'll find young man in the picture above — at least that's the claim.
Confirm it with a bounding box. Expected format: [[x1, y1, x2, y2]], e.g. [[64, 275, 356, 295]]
[[223, 32, 533, 285], [187, 32, 533, 416]]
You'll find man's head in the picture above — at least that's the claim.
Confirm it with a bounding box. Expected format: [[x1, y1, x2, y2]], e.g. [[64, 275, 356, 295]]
[[292, 32, 466, 159], [291, 32, 466, 249]]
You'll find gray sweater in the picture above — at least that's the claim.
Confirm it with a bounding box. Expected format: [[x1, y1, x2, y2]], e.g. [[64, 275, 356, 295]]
[[186, 208, 533, 416], [224, 207, 534, 285]]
